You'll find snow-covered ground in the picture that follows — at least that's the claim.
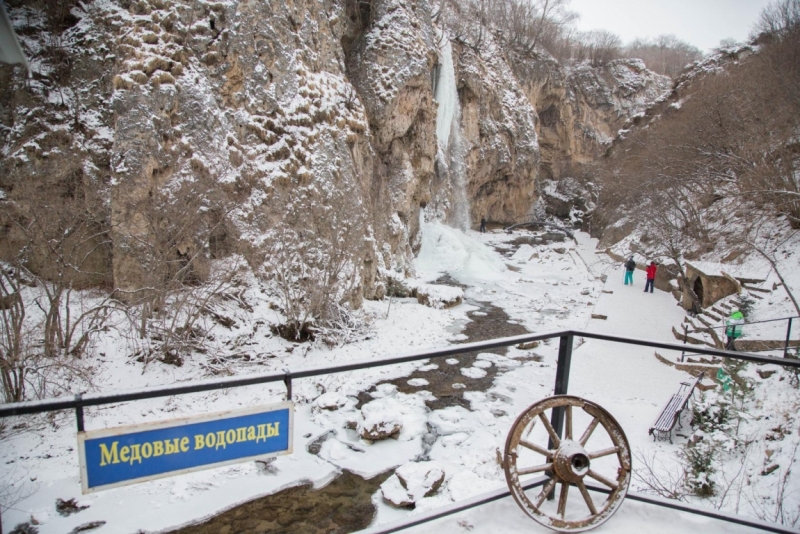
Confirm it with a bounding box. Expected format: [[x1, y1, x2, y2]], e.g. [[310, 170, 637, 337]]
[[1, 223, 795, 533]]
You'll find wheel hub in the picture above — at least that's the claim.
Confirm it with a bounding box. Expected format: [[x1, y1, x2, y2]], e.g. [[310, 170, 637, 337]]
[[553, 439, 590, 483]]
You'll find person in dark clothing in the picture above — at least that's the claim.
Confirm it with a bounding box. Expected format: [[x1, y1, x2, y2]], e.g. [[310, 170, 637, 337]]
[[480, 217, 486, 233], [623, 257, 635, 285], [644, 261, 657, 293]]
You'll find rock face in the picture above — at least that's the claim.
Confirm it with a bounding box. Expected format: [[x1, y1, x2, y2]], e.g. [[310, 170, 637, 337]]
[[516, 55, 671, 183], [343, 0, 438, 274], [456, 41, 541, 226], [0, 0, 670, 304]]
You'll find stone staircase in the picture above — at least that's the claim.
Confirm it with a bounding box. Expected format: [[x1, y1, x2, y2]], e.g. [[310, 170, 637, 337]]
[[670, 290, 772, 350]]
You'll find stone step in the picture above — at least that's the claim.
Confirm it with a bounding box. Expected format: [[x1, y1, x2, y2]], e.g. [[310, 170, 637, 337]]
[[695, 311, 722, 328], [743, 284, 771, 294], [679, 309, 728, 349], [712, 306, 727, 317], [672, 326, 716, 348], [680, 317, 708, 335]]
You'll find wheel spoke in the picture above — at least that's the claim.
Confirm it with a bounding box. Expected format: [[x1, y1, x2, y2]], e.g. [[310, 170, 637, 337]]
[[517, 462, 553, 476], [577, 480, 598, 515], [525, 416, 538, 437], [538, 412, 561, 448], [588, 469, 619, 490], [519, 438, 553, 458], [557, 481, 569, 518], [566, 405, 573, 441], [588, 446, 619, 460], [579, 417, 599, 446], [534, 477, 558, 509]]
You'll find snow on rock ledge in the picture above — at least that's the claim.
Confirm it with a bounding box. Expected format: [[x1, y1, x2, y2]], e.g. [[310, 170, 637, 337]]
[[358, 395, 428, 441], [415, 284, 464, 309], [381, 461, 446, 507], [314, 392, 350, 411]]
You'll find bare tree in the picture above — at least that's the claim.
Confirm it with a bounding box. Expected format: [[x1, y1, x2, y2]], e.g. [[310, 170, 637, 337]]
[[488, 0, 577, 57], [572, 30, 622, 66], [624, 35, 702, 77], [752, 0, 800, 39], [598, 7, 800, 270], [744, 217, 800, 317]]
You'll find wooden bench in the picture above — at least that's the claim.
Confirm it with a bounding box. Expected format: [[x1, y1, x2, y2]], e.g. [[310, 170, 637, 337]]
[[648, 372, 705, 443]]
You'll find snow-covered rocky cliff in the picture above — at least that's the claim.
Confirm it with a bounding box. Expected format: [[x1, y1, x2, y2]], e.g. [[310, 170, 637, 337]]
[[0, 0, 669, 300]]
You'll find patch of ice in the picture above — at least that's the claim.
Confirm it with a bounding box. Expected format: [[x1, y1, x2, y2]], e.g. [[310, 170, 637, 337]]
[[415, 221, 507, 283], [460, 367, 487, 379]]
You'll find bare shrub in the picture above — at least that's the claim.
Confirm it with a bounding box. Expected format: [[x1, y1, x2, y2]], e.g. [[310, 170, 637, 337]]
[[263, 185, 367, 342], [0, 265, 101, 403], [633, 450, 688, 501], [745, 441, 800, 527], [117, 178, 238, 367], [0, 174, 112, 402]]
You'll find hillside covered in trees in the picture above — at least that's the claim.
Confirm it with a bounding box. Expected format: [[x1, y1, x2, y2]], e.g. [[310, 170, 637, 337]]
[[591, 0, 800, 316]]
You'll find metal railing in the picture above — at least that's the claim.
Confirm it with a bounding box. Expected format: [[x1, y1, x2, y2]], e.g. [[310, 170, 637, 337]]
[[2, 329, 800, 533], [679, 315, 800, 358]]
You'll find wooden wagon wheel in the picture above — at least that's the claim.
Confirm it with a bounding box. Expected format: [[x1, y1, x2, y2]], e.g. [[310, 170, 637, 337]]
[[503, 395, 631, 532]]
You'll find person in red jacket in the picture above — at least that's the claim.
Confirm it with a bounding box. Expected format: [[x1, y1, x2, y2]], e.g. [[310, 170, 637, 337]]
[[644, 261, 657, 293]]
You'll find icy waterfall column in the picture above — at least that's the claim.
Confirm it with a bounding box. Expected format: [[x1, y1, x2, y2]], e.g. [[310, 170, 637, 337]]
[[434, 33, 471, 232]]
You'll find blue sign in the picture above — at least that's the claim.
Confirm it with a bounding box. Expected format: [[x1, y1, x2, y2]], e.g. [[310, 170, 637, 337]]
[[78, 402, 293, 493]]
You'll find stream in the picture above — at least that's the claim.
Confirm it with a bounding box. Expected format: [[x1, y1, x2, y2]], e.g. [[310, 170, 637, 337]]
[[169, 302, 531, 534], [169, 239, 547, 534]]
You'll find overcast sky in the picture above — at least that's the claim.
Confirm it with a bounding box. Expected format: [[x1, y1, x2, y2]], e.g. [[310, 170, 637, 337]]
[[569, 0, 775, 52]]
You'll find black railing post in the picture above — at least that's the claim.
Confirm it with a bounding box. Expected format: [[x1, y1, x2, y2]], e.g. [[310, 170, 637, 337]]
[[681, 324, 688, 362], [75, 394, 85, 433], [547, 334, 574, 499], [550, 333, 574, 431], [784, 318, 793, 358], [283, 370, 292, 401]]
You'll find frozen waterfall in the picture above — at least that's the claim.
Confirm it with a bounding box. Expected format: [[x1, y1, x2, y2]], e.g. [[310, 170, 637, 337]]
[[433, 33, 471, 232]]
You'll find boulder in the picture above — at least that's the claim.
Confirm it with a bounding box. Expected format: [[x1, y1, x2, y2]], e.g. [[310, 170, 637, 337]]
[[381, 461, 446, 507], [314, 392, 350, 411], [358, 400, 404, 440], [416, 284, 463, 309]]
